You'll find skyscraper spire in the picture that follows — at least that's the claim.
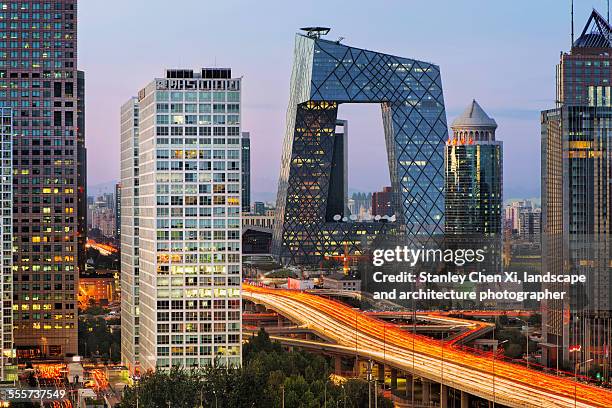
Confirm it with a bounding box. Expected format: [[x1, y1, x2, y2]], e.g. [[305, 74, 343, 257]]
[[571, 0, 575, 47]]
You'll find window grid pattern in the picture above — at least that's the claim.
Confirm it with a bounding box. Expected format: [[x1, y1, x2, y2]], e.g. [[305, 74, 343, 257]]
[[133, 76, 242, 371], [273, 35, 447, 264]]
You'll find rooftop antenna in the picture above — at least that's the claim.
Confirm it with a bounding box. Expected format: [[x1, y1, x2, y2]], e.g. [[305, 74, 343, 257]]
[[571, 0, 575, 47]]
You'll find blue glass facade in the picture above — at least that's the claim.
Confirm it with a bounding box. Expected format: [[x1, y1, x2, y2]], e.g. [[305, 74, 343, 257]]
[[273, 33, 448, 264]]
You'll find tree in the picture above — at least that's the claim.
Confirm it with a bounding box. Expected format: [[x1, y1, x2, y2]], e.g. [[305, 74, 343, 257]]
[[119, 329, 393, 408], [78, 314, 121, 361]]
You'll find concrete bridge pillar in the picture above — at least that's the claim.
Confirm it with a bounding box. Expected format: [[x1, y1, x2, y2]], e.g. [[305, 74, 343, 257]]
[[422, 379, 431, 405], [390, 367, 398, 389], [353, 356, 360, 377], [460, 391, 469, 408], [404, 374, 413, 397], [377, 362, 385, 383], [334, 356, 342, 375], [440, 384, 448, 407]]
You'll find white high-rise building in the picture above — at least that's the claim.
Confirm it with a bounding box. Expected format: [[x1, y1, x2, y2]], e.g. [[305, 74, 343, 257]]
[[120, 98, 141, 375], [0, 108, 13, 380], [121, 69, 242, 371]]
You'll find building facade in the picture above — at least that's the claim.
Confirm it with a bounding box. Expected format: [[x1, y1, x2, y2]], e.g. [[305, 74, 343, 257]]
[[6, 0, 81, 357], [0, 108, 12, 380], [120, 98, 140, 374], [241, 132, 250, 213], [445, 100, 502, 236], [251, 201, 265, 215], [504, 200, 535, 233], [115, 183, 121, 239], [517, 207, 541, 243], [273, 28, 448, 265], [371, 187, 393, 217], [541, 10, 612, 376], [78, 276, 116, 307], [122, 69, 242, 372], [90, 206, 115, 238], [76, 70, 86, 275]]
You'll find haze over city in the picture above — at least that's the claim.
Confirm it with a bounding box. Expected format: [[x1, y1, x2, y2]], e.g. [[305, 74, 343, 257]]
[[80, 0, 594, 200]]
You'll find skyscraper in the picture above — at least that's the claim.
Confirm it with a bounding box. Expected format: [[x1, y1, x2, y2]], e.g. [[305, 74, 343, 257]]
[[7, 0, 81, 357], [445, 100, 502, 236], [273, 28, 448, 265], [541, 10, 612, 376], [121, 69, 242, 372], [115, 183, 121, 239], [241, 132, 250, 213], [0, 108, 13, 380], [120, 98, 140, 374]]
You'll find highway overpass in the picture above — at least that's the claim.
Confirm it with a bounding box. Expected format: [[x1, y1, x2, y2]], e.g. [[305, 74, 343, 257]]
[[243, 283, 612, 408]]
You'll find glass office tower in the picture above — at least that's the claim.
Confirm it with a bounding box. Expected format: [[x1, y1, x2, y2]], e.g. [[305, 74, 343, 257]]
[[542, 10, 612, 377], [273, 28, 448, 265], [3, 0, 81, 357], [0, 108, 12, 380], [445, 101, 502, 308], [122, 69, 242, 371], [445, 100, 502, 236]]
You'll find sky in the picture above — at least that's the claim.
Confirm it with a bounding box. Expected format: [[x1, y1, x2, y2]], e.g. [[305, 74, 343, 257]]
[[79, 0, 601, 200]]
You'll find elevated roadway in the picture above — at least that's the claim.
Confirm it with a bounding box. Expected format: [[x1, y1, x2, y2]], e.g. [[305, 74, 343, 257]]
[[243, 283, 612, 408]]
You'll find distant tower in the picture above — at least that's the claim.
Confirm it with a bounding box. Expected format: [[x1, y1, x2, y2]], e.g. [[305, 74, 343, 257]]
[[445, 100, 502, 236]]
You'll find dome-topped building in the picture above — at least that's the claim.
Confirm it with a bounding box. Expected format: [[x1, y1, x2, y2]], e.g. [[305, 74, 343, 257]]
[[450, 99, 497, 143], [445, 100, 503, 236]]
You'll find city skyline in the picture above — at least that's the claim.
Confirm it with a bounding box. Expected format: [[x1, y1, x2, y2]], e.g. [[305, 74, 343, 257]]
[[80, 0, 599, 200]]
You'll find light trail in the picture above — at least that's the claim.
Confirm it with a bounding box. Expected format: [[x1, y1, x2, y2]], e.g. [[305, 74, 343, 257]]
[[243, 283, 612, 408], [86, 239, 118, 255]]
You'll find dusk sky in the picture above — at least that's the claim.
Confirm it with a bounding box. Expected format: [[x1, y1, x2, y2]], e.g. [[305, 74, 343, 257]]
[[80, 0, 598, 200]]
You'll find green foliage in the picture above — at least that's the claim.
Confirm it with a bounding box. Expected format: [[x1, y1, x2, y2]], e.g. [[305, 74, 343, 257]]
[[265, 269, 298, 278], [527, 313, 541, 326], [497, 328, 537, 360], [78, 314, 121, 362], [83, 305, 109, 315], [119, 329, 393, 408], [505, 343, 523, 359]]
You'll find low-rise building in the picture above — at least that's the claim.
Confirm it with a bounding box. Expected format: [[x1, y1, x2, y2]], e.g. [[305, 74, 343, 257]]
[[322, 273, 361, 292]]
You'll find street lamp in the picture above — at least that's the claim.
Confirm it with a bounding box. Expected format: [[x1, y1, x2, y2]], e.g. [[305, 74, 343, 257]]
[[574, 358, 593, 408], [374, 379, 378, 408], [492, 339, 509, 408], [512, 317, 531, 368]]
